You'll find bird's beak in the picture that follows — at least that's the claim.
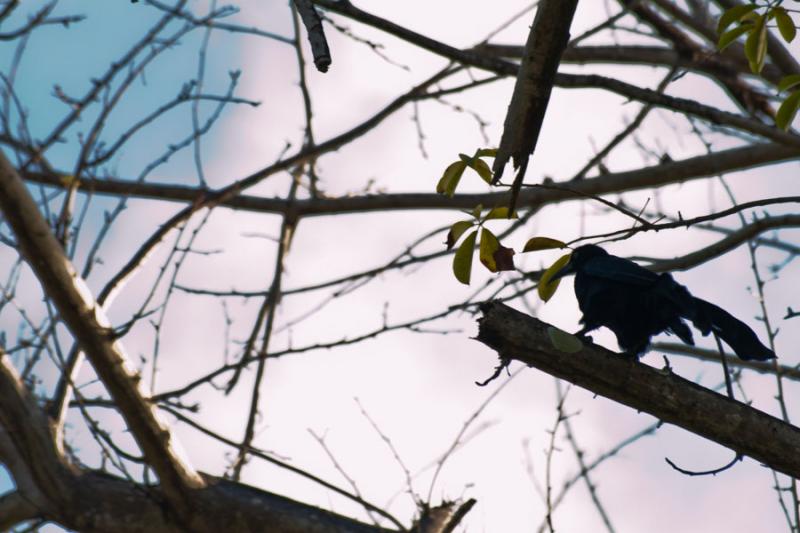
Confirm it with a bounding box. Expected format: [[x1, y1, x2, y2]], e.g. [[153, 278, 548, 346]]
[[549, 257, 576, 281]]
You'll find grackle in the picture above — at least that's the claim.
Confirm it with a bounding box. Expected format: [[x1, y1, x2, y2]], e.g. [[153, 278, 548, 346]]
[[551, 244, 776, 360]]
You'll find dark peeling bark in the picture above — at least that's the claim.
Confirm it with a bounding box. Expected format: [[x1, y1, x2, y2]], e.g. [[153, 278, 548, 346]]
[[476, 301, 800, 479], [491, 0, 580, 213]]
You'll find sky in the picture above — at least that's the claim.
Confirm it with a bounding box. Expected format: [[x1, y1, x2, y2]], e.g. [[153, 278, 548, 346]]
[[0, 1, 799, 532]]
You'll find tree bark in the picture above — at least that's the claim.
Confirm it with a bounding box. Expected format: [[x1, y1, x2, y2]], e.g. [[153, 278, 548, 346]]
[[476, 301, 800, 479]]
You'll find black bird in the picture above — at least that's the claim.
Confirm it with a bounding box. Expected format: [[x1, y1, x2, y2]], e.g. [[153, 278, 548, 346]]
[[550, 244, 776, 360]]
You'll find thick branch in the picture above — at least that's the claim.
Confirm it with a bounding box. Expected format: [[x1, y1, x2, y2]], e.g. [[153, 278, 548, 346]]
[[492, 0, 579, 210], [292, 0, 331, 72], [477, 302, 800, 479], [60, 472, 397, 533], [0, 151, 204, 521], [0, 347, 396, 532], [0, 350, 71, 515], [0, 491, 40, 531], [22, 142, 800, 215]]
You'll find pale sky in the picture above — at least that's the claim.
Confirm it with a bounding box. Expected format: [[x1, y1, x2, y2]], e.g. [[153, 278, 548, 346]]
[[1, 1, 798, 532]]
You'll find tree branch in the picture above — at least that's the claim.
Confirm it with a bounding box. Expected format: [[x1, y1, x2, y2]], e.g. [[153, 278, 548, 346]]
[[0, 151, 205, 523], [476, 301, 800, 479], [492, 0, 579, 212], [0, 491, 40, 531], [21, 142, 800, 216]]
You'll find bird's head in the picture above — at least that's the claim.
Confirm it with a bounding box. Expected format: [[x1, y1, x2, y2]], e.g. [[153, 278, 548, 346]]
[[551, 244, 608, 280]]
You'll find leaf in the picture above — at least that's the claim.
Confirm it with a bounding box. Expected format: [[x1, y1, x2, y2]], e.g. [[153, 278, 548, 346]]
[[776, 90, 800, 130], [718, 24, 751, 51], [471, 204, 483, 219], [744, 14, 768, 73], [538, 253, 571, 302], [453, 230, 477, 284], [471, 157, 493, 183], [717, 4, 758, 34], [547, 327, 583, 354], [522, 237, 567, 253], [479, 228, 500, 272], [458, 152, 493, 183], [436, 161, 467, 197], [778, 74, 800, 93], [476, 148, 498, 158], [484, 206, 518, 220], [775, 8, 797, 43], [446, 220, 475, 249]]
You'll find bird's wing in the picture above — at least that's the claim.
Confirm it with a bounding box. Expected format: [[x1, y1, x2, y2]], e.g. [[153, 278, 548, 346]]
[[582, 255, 659, 286]]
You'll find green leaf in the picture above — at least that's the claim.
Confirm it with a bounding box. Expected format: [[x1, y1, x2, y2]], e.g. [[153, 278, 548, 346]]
[[538, 253, 571, 302], [744, 14, 768, 73], [776, 90, 800, 130], [446, 220, 475, 249], [458, 152, 493, 183], [484, 206, 518, 220], [436, 160, 467, 197], [479, 228, 500, 272], [547, 327, 583, 354], [476, 148, 498, 158], [471, 157, 493, 183], [471, 204, 484, 219], [453, 230, 477, 284], [718, 24, 751, 51], [775, 8, 797, 43], [522, 237, 567, 253], [778, 74, 800, 93], [717, 4, 758, 34]]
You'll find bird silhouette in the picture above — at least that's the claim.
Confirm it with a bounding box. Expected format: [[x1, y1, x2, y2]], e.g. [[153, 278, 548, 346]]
[[551, 244, 776, 360]]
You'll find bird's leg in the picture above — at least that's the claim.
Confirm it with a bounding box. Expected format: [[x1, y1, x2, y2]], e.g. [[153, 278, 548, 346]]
[[574, 324, 597, 344]]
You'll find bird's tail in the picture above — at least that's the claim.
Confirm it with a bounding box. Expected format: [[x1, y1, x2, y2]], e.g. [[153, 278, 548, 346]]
[[690, 298, 776, 361]]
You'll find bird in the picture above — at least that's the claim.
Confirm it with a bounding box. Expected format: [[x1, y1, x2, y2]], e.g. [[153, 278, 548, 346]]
[[550, 244, 776, 360]]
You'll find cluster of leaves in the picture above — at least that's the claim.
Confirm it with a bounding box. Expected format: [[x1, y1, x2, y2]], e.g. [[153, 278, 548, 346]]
[[717, 2, 800, 129], [445, 204, 517, 285], [437, 149, 573, 301]]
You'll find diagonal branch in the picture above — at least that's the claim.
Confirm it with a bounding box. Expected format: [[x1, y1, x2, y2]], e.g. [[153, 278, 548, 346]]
[[477, 301, 800, 479], [0, 151, 204, 521], [0, 491, 40, 531], [491, 0, 579, 213]]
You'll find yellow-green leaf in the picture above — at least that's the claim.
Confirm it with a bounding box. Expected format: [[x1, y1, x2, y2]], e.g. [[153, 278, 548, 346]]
[[484, 206, 518, 220], [547, 327, 583, 354], [436, 160, 467, 197], [453, 230, 477, 284], [775, 8, 797, 43], [717, 4, 758, 34], [744, 14, 768, 73], [778, 74, 800, 93], [479, 228, 500, 272], [776, 90, 800, 130], [476, 148, 498, 158], [538, 253, 571, 302], [718, 24, 751, 51], [471, 157, 493, 183], [446, 220, 475, 249], [522, 237, 567, 253], [471, 204, 483, 219]]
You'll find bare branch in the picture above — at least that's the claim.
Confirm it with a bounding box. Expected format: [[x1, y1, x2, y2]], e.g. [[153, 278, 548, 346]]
[[477, 302, 800, 479], [0, 151, 205, 520]]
